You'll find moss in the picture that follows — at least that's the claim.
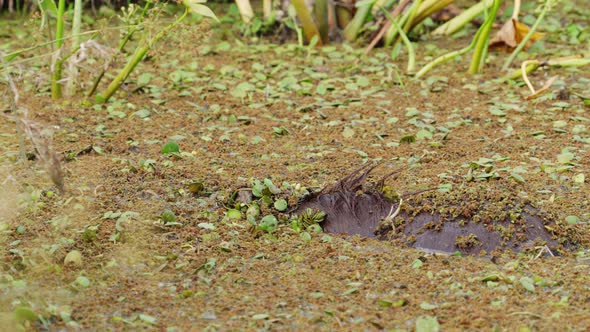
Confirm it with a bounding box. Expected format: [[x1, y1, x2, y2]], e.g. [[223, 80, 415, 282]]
[[455, 234, 480, 249], [380, 185, 400, 203]]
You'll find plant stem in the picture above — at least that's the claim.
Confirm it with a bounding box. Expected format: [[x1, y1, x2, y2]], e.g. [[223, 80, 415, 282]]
[[314, 0, 329, 43], [384, 9, 409, 46], [1, 53, 26, 161], [335, 4, 352, 29], [502, 0, 550, 70], [291, 0, 322, 44], [411, 0, 455, 29], [96, 8, 189, 103], [504, 53, 590, 80], [342, 1, 372, 41], [511, 0, 521, 19], [235, 0, 254, 23], [381, 7, 415, 73], [50, 0, 66, 99], [66, 0, 83, 96], [88, 2, 152, 98], [262, 0, 271, 19], [364, 0, 411, 55], [392, 0, 422, 48], [433, 0, 493, 35], [401, 0, 421, 35], [415, 24, 485, 78], [504, 61, 540, 80], [468, 0, 501, 74]]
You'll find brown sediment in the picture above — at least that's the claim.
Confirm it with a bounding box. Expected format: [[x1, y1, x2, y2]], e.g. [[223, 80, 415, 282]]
[[294, 164, 573, 255]]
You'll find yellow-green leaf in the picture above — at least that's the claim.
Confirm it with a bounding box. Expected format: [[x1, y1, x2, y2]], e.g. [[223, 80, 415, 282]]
[[184, 0, 219, 21]]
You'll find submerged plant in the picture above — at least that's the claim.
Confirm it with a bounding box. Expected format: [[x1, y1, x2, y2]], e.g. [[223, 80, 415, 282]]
[[296, 208, 327, 229]]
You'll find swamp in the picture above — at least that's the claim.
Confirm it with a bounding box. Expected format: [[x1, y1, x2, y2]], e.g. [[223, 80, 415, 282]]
[[0, 0, 589, 330]]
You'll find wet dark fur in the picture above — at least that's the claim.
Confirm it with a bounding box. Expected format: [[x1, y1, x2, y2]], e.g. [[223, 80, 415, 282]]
[[292, 163, 403, 238], [293, 164, 564, 255]]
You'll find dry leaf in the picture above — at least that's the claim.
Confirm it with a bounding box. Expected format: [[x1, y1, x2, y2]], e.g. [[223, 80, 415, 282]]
[[489, 18, 545, 51]]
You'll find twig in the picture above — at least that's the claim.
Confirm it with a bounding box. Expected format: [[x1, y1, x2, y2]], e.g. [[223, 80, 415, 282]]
[[1, 51, 27, 162], [520, 59, 558, 100], [521, 60, 539, 94], [531, 245, 554, 260], [382, 196, 403, 231]]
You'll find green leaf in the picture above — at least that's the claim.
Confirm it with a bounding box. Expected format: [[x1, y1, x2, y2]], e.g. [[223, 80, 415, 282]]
[[342, 287, 359, 295], [133, 109, 151, 118], [416, 315, 440, 332], [92, 145, 105, 155], [520, 277, 535, 292], [183, 0, 219, 21], [481, 274, 500, 282], [139, 313, 157, 324], [161, 210, 177, 223], [264, 178, 281, 194], [300, 231, 312, 241], [212, 83, 227, 91], [198, 222, 216, 230], [252, 313, 269, 320], [405, 107, 421, 117], [14, 307, 37, 322], [316, 83, 327, 95], [356, 76, 370, 87], [274, 199, 288, 211], [509, 173, 525, 184], [246, 204, 261, 219], [419, 302, 438, 310], [377, 299, 392, 307], [37, 0, 57, 18], [137, 73, 153, 85], [437, 183, 452, 193], [573, 173, 585, 183], [226, 209, 242, 220], [252, 180, 265, 197], [411, 258, 423, 269], [273, 127, 289, 136], [400, 135, 416, 144], [231, 82, 255, 98], [393, 299, 408, 307], [416, 129, 433, 140], [75, 276, 90, 288], [565, 215, 580, 225], [161, 142, 180, 154], [489, 108, 506, 117], [259, 215, 278, 232], [557, 150, 574, 164]]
